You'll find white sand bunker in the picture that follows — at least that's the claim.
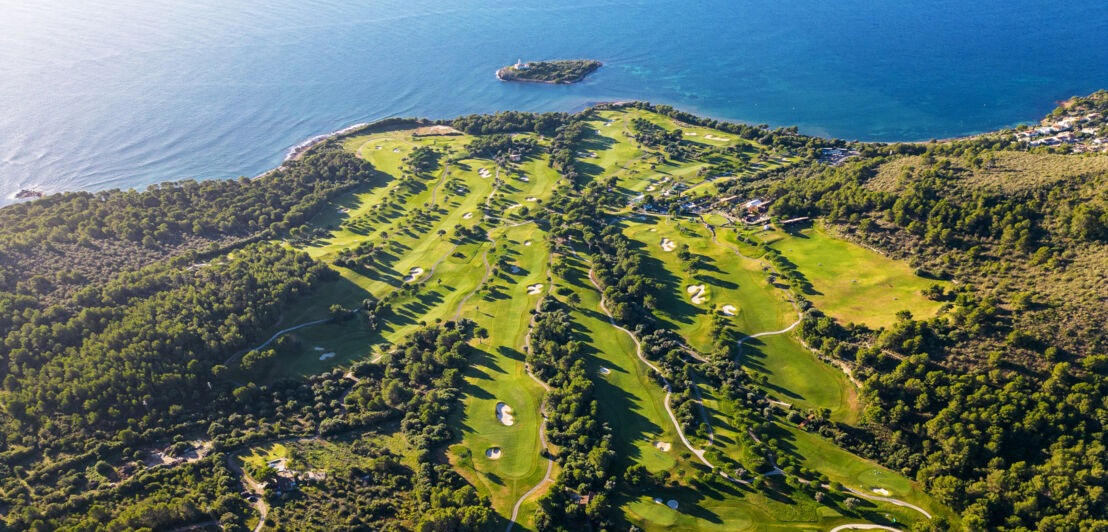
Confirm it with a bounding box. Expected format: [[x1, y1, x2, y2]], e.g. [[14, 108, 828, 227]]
[[525, 197, 538, 202], [687, 284, 707, 304], [526, 284, 543, 295], [375, 146, 382, 149], [319, 352, 336, 361], [486, 447, 502, 460], [523, 240, 532, 246], [518, 176, 530, 182], [704, 134, 730, 141], [478, 168, 491, 178], [496, 402, 515, 426], [462, 212, 473, 219], [648, 228, 657, 232], [667, 500, 679, 509], [684, 132, 697, 136], [392, 148, 400, 152], [721, 305, 738, 316], [599, 367, 611, 375], [872, 488, 891, 496], [654, 441, 672, 452], [506, 203, 523, 210], [646, 185, 656, 191], [403, 267, 424, 282], [660, 238, 677, 252]]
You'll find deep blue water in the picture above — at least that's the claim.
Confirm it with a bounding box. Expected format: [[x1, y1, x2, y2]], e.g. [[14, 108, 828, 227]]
[[1, 0, 1106, 203]]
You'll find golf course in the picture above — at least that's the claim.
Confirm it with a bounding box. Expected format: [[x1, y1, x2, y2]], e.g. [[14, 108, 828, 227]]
[[231, 107, 958, 531]]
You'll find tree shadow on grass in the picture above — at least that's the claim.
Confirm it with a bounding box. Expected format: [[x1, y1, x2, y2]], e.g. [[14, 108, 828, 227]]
[[626, 240, 699, 325], [497, 346, 526, 363], [700, 274, 738, 291], [737, 338, 804, 401]]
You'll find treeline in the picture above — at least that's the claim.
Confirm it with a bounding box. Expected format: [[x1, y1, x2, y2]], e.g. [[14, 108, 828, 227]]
[[268, 322, 493, 531], [20, 454, 251, 532], [527, 299, 615, 529], [465, 134, 538, 158], [0, 244, 335, 454], [446, 110, 573, 137], [0, 149, 373, 303]]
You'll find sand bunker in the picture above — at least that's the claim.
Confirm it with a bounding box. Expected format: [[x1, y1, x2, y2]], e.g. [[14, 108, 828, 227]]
[[375, 146, 382, 149], [506, 203, 523, 210], [337, 207, 350, 213], [872, 488, 891, 496], [496, 402, 515, 426], [660, 238, 677, 252], [526, 284, 543, 295], [319, 352, 335, 361], [721, 305, 738, 316], [599, 367, 611, 375], [667, 500, 679, 509], [523, 240, 532, 246], [518, 176, 529, 182], [653, 497, 663, 504], [687, 284, 707, 304], [392, 148, 400, 152], [403, 267, 424, 282], [486, 447, 502, 460], [654, 441, 672, 452], [462, 212, 473, 219], [478, 168, 492, 178], [704, 134, 730, 142], [684, 132, 697, 136], [648, 228, 657, 232], [525, 197, 538, 202], [645, 185, 656, 191]]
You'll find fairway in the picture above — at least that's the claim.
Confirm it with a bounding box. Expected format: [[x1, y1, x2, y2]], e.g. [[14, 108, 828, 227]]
[[449, 223, 551, 516], [763, 224, 946, 329]]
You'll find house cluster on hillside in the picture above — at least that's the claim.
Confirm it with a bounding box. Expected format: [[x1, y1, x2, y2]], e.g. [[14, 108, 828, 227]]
[[818, 148, 859, 165], [1015, 112, 1108, 152]]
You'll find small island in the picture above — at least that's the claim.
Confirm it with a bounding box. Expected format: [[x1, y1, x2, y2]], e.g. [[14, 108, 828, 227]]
[[496, 59, 601, 84]]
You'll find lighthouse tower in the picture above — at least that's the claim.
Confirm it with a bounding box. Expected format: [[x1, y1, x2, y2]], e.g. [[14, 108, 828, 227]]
[[515, 58, 529, 70]]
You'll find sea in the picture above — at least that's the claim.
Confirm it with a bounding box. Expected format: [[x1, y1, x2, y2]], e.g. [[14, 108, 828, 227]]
[[1, 0, 1106, 204]]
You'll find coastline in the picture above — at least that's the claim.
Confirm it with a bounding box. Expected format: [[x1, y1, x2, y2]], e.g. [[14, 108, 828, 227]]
[[6, 94, 1096, 205], [253, 117, 429, 180]]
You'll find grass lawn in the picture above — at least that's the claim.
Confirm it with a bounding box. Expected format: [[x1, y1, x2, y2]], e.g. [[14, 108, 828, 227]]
[[763, 223, 947, 329]]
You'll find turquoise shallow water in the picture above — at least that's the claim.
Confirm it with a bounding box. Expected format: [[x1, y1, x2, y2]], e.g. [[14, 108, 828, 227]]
[[0, 0, 1106, 203]]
